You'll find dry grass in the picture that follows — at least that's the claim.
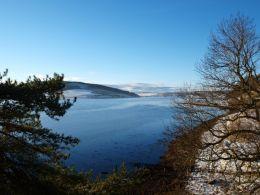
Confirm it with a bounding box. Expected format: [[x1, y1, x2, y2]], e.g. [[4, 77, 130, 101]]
[[125, 118, 219, 194]]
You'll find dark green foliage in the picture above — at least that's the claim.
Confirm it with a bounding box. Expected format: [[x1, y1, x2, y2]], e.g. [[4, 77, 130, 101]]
[[0, 70, 79, 194]]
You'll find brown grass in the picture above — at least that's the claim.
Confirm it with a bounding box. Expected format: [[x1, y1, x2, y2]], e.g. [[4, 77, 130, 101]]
[[125, 118, 218, 194]]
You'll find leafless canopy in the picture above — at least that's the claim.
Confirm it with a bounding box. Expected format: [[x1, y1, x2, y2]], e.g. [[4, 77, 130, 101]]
[[174, 14, 260, 193]]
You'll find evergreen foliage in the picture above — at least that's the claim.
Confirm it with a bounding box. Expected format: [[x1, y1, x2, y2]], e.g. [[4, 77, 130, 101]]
[[0, 70, 79, 194]]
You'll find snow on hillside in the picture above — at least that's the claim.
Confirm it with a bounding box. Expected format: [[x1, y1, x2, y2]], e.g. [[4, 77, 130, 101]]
[[63, 89, 94, 98], [63, 82, 139, 98], [186, 111, 260, 194]]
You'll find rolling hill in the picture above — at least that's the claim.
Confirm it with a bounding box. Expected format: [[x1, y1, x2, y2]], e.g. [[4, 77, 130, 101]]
[[63, 81, 139, 98]]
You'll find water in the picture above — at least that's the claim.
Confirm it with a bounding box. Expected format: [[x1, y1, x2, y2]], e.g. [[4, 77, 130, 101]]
[[42, 97, 173, 175]]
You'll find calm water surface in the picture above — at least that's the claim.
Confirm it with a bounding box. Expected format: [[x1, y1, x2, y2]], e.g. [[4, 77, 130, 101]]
[[42, 97, 173, 175]]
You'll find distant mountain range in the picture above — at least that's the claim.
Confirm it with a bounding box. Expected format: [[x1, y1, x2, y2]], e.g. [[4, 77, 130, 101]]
[[110, 83, 176, 97], [64, 81, 139, 98]]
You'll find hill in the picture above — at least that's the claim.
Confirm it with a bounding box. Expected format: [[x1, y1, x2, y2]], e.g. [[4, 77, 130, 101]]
[[63, 81, 139, 98]]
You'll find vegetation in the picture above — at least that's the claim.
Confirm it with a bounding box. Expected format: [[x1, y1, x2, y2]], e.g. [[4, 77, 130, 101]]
[[0, 70, 80, 194], [167, 14, 260, 193]]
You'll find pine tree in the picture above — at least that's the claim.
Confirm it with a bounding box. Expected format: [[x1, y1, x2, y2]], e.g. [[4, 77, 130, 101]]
[[0, 70, 80, 194]]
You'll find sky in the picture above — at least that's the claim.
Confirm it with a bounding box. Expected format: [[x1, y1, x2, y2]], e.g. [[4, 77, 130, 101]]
[[0, 0, 260, 86]]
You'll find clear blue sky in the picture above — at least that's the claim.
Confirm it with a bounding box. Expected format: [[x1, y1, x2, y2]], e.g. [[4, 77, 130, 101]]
[[1, 0, 260, 86]]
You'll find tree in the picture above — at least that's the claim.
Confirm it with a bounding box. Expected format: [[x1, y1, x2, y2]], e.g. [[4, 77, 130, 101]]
[[0, 70, 80, 194], [198, 14, 260, 120], [172, 14, 260, 193]]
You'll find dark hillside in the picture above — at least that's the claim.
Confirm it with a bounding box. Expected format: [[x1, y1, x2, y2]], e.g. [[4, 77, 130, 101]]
[[64, 81, 139, 98]]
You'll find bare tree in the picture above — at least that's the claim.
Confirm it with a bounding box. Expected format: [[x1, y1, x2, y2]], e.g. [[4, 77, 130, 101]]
[[173, 14, 260, 194]]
